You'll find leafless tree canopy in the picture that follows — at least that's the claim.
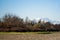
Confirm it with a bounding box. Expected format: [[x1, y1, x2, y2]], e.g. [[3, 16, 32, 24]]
[[0, 14, 60, 32]]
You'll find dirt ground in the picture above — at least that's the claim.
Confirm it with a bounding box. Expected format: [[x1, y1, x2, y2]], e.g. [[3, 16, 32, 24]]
[[0, 32, 60, 40]]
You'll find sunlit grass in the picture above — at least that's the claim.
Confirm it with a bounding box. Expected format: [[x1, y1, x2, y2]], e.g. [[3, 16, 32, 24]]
[[0, 32, 52, 34]]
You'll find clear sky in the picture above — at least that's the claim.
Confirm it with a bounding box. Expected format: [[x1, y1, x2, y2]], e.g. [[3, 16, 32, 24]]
[[0, 0, 60, 21]]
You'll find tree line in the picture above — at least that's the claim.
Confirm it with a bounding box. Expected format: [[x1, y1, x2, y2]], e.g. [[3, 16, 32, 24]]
[[0, 14, 60, 32]]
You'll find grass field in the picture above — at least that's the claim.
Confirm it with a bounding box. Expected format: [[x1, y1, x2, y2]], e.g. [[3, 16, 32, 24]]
[[0, 32, 60, 40], [0, 32, 51, 34]]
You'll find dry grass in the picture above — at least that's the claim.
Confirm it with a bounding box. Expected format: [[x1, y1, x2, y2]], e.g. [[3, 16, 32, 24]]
[[0, 32, 60, 40]]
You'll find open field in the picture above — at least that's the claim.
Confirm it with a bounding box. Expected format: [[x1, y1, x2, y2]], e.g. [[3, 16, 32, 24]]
[[0, 32, 60, 40]]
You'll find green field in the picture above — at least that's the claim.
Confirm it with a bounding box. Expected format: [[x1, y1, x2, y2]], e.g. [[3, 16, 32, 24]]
[[0, 32, 51, 34], [0, 32, 60, 40]]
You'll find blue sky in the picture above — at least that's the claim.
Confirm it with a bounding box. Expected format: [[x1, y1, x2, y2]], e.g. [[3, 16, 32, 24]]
[[0, 0, 60, 21]]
